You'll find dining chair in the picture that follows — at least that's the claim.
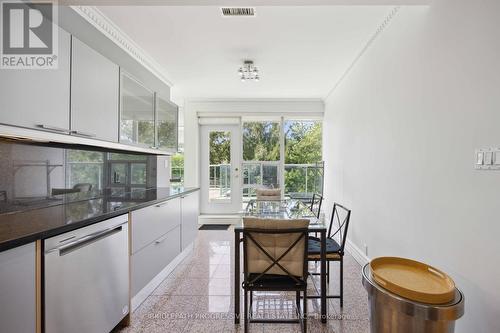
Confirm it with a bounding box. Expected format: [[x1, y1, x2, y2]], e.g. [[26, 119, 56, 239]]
[[242, 217, 310, 333], [307, 203, 351, 307], [309, 193, 323, 219], [255, 188, 282, 201]]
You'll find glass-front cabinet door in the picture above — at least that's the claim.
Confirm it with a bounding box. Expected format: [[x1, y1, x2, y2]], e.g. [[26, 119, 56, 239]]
[[156, 96, 178, 152], [120, 72, 155, 148]]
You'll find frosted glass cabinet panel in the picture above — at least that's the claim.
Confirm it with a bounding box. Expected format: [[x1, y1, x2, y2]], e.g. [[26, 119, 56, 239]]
[[0, 27, 71, 132], [156, 96, 178, 152], [120, 73, 155, 148]]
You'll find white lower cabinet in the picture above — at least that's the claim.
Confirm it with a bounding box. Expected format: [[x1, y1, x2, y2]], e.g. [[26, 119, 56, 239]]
[[130, 191, 199, 300], [0, 243, 36, 333], [131, 225, 181, 296], [181, 191, 200, 250], [131, 197, 181, 254]]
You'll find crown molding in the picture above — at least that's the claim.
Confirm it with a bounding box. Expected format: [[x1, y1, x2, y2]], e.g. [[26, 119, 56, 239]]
[[71, 6, 174, 87], [324, 6, 401, 100]]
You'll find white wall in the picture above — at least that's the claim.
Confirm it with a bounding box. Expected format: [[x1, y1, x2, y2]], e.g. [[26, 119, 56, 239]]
[[183, 99, 324, 188], [323, 1, 500, 332]]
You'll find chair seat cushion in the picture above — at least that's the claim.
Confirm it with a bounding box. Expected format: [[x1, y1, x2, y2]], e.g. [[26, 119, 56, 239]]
[[307, 237, 341, 254], [245, 273, 306, 289]]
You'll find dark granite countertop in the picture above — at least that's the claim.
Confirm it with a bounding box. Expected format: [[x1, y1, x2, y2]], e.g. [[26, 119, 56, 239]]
[[0, 187, 199, 252]]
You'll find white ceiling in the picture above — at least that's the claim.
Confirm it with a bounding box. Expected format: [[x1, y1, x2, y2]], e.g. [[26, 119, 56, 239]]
[[97, 5, 395, 103]]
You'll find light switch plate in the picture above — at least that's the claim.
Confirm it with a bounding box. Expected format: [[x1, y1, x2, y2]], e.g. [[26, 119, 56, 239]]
[[476, 148, 500, 170]]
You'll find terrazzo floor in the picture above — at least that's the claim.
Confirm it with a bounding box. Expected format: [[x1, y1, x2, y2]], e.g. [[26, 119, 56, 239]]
[[115, 228, 370, 333]]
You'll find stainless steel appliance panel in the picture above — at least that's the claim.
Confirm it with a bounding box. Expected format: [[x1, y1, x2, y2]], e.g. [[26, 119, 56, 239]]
[[44, 215, 129, 333]]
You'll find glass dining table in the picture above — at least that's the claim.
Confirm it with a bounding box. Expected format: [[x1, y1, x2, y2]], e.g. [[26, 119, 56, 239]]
[[233, 199, 329, 324]]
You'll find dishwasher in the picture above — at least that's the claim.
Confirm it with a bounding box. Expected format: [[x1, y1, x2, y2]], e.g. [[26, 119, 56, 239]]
[[44, 214, 129, 333]]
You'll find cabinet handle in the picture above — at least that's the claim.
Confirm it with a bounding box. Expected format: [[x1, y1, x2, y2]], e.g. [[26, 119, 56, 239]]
[[155, 201, 169, 208], [155, 234, 169, 244], [37, 124, 71, 134], [71, 130, 96, 137], [46, 224, 125, 255]]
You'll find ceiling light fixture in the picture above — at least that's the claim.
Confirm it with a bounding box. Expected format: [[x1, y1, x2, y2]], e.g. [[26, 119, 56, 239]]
[[238, 60, 260, 82]]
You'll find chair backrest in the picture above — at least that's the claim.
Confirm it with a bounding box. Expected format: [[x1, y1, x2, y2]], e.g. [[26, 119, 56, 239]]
[[327, 203, 351, 254], [242, 217, 309, 284], [256, 188, 282, 201], [309, 193, 323, 219]]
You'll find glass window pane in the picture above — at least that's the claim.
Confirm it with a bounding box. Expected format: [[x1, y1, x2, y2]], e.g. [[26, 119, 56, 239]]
[[243, 121, 280, 161], [284, 166, 306, 194], [262, 165, 279, 188], [242, 188, 257, 204], [243, 164, 261, 185], [284, 120, 322, 164], [284, 120, 324, 196], [120, 73, 155, 147], [209, 131, 231, 202]]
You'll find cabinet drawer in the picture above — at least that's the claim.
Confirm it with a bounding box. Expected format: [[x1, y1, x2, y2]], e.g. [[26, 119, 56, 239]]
[[131, 226, 180, 296], [131, 198, 181, 254]]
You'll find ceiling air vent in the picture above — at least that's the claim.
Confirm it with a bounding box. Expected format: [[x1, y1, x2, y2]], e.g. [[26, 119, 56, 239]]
[[221, 7, 255, 17]]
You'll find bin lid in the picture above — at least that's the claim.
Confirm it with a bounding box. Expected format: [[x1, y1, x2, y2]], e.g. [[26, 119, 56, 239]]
[[370, 257, 455, 304]]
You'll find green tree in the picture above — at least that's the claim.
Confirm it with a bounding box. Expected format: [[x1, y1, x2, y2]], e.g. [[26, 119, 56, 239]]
[[209, 131, 231, 164], [285, 122, 322, 164], [284, 121, 323, 194], [243, 122, 280, 161]]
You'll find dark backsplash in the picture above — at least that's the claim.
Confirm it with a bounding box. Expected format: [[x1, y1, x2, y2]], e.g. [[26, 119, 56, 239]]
[[0, 139, 158, 211]]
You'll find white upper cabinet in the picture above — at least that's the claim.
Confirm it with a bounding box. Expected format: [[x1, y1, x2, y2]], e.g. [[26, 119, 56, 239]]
[[0, 27, 71, 133], [120, 72, 155, 148], [156, 96, 178, 152], [71, 37, 119, 142]]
